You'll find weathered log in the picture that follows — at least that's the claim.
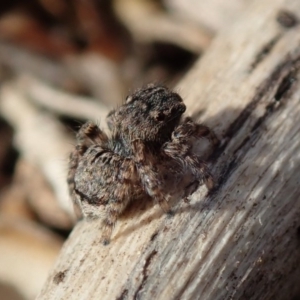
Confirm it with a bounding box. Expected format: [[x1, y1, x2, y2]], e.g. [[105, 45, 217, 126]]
[[38, 0, 300, 299]]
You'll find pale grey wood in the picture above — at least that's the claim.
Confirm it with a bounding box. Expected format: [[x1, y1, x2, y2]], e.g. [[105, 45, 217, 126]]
[[38, 0, 300, 299]]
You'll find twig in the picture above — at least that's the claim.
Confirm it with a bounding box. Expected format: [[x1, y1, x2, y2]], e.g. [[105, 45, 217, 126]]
[[17, 74, 110, 123], [114, 0, 212, 53], [0, 81, 75, 217]]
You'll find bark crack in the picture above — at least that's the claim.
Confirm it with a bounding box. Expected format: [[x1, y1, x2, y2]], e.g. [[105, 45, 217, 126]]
[[133, 250, 158, 300], [213, 53, 300, 190]]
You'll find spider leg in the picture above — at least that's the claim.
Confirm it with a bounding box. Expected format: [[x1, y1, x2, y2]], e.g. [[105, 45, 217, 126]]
[[171, 117, 219, 148], [132, 140, 172, 214], [67, 122, 109, 210], [101, 159, 137, 245], [163, 117, 218, 190], [76, 121, 109, 147], [74, 147, 138, 245], [101, 194, 130, 245]]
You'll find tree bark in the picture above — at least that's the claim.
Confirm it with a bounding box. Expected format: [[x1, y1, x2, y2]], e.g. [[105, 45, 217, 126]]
[[38, 0, 300, 299]]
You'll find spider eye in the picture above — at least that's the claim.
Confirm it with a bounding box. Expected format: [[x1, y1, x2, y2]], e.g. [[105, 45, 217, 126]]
[[156, 112, 165, 121]]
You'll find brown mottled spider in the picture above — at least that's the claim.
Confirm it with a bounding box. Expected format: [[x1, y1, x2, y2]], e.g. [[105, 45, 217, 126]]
[[68, 84, 219, 245]]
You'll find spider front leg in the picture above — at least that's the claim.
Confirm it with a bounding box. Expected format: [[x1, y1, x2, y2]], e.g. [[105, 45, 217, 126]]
[[173, 117, 219, 148], [132, 140, 172, 214], [163, 117, 219, 190]]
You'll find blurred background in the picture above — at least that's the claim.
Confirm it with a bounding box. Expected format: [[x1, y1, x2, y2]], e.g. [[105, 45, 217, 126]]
[[0, 0, 246, 299]]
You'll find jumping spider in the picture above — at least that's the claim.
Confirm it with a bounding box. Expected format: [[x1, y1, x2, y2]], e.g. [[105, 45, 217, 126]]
[[68, 84, 219, 245]]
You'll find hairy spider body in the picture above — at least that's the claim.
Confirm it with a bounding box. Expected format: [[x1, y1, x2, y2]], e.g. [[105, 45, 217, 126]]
[[68, 84, 218, 245]]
